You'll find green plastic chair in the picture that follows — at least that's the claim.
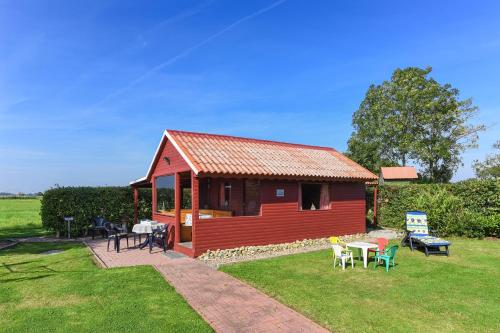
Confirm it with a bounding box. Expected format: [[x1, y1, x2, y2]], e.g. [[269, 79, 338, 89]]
[[373, 245, 398, 272]]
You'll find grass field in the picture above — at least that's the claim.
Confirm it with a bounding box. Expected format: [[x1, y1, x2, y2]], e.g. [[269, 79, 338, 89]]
[[0, 198, 49, 239], [0, 242, 212, 332], [0, 198, 212, 332], [221, 239, 500, 333]]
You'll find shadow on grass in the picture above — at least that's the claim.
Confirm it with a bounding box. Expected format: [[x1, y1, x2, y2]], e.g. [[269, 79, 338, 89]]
[[2, 261, 57, 272], [0, 243, 96, 284], [1, 274, 54, 283], [0, 226, 50, 240], [1, 259, 96, 284], [0, 242, 85, 256]]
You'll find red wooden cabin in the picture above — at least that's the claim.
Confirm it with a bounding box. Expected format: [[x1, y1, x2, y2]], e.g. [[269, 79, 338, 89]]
[[130, 130, 377, 257]]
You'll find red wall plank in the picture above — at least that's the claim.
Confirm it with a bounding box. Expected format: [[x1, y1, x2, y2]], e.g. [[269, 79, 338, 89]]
[[151, 140, 191, 177]]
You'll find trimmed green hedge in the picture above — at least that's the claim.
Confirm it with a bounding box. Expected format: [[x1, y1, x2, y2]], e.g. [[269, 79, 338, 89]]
[[40, 187, 152, 237], [377, 179, 500, 238]]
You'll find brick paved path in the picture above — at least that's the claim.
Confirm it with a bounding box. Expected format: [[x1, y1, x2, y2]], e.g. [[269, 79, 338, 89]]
[[85, 238, 170, 267], [86, 239, 329, 333]]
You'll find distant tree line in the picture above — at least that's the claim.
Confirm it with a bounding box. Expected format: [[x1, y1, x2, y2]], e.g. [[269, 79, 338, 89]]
[[0, 192, 43, 199]]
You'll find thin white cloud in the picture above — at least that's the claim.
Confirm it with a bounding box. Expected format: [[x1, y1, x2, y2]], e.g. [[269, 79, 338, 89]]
[[0, 97, 30, 113], [141, 0, 216, 38], [87, 0, 287, 110]]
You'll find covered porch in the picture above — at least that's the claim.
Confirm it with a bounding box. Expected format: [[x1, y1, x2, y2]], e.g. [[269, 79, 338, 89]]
[[131, 171, 259, 257]]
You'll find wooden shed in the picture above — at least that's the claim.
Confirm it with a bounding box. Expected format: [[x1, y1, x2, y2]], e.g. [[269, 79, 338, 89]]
[[379, 166, 418, 185], [130, 130, 377, 257]]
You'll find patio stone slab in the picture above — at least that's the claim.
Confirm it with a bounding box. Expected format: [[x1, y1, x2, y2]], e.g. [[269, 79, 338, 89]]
[[367, 229, 400, 239], [164, 250, 188, 259]]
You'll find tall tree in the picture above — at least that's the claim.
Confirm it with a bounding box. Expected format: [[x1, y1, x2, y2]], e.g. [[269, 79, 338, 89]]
[[473, 140, 500, 179], [347, 67, 483, 182]]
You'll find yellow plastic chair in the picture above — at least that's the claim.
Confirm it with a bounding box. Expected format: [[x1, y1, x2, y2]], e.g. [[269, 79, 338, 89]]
[[329, 236, 353, 269], [329, 236, 346, 246], [329, 236, 339, 244]]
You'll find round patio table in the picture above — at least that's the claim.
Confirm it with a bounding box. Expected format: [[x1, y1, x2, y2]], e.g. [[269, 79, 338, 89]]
[[346, 241, 378, 268], [132, 222, 165, 252], [132, 222, 163, 234]]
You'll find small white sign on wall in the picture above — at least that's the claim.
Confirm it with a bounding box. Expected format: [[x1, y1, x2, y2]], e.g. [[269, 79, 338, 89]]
[[276, 189, 285, 197]]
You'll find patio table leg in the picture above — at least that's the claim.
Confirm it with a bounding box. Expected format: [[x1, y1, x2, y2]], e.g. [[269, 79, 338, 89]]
[[149, 234, 153, 253], [139, 233, 151, 250], [363, 248, 368, 268]]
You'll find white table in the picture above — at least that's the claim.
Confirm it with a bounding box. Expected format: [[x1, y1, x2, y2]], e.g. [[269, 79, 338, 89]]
[[346, 241, 378, 268], [132, 221, 166, 252], [132, 222, 164, 234]]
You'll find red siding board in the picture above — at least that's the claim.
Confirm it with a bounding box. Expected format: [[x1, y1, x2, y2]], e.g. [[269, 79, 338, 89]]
[[152, 139, 191, 177]]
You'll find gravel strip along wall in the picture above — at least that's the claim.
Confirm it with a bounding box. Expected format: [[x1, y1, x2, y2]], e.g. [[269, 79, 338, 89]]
[[198, 233, 368, 268]]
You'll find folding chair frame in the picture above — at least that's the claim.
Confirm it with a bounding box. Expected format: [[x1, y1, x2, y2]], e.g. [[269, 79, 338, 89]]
[[401, 231, 450, 256]]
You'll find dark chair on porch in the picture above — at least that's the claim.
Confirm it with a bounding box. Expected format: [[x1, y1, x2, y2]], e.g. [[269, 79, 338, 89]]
[[151, 225, 168, 253], [89, 216, 107, 239], [104, 222, 129, 253]]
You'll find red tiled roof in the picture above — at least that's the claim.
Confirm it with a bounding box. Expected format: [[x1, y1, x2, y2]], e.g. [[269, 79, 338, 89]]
[[164, 130, 377, 180], [380, 166, 418, 180]]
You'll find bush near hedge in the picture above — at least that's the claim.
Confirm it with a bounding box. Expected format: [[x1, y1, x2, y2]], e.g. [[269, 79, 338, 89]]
[[377, 179, 499, 238], [40, 187, 152, 237]]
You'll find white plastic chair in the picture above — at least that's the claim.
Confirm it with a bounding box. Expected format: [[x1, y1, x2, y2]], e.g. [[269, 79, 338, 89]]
[[331, 244, 354, 270]]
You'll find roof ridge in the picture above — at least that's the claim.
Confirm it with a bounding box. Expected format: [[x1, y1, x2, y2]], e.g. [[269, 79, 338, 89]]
[[166, 129, 336, 151], [381, 166, 416, 169]]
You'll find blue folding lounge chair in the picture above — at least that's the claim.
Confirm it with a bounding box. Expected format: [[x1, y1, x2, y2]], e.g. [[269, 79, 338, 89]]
[[401, 211, 451, 256]]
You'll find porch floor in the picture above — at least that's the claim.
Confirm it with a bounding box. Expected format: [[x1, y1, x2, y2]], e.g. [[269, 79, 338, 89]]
[[179, 241, 192, 249], [85, 238, 171, 268], [85, 239, 328, 333]]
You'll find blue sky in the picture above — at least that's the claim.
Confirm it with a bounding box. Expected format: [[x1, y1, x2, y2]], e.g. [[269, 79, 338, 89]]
[[1, 0, 499, 193]]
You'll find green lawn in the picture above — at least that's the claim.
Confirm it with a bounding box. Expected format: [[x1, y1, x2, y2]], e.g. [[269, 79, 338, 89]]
[[0, 242, 213, 333], [221, 239, 500, 333], [0, 198, 49, 239]]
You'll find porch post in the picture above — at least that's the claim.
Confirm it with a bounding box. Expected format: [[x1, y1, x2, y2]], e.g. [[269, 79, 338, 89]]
[[373, 185, 378, 225], [133, 187, 139, 224], [191, 171, 199, 253], [242, 178, 246, 215], [174, 172, 181, 244], [152, 178, 157, 215]]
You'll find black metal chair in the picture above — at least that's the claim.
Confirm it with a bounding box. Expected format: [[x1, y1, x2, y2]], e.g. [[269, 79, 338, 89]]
[[151, 225, 168, 253], [89, 216, 107, 239], [104, 222, 129, 253]]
